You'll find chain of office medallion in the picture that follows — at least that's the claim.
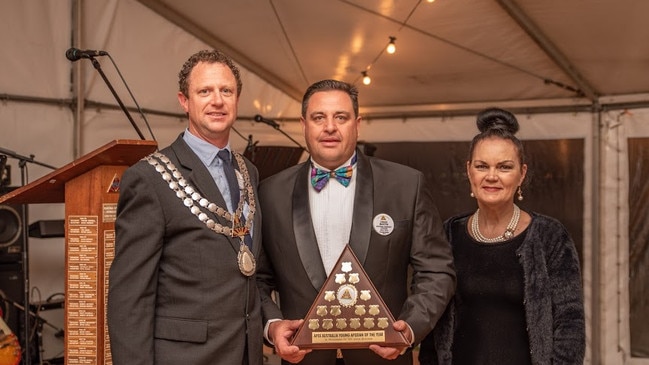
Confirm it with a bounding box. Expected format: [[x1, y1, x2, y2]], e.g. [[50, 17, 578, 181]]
[[145, 151, 256, 237]]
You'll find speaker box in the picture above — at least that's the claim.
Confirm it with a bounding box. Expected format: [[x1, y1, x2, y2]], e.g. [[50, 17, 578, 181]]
[[0, 186, 23, 263]]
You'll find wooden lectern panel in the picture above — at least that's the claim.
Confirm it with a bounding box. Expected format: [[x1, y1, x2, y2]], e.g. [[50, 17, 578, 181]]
[[0, 139, 157, 365], [65, 165, 125, 364], [60, 141, 156, 365]]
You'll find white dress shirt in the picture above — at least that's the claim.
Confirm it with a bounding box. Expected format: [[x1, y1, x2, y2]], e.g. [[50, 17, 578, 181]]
[[308, 155, 357, 275]]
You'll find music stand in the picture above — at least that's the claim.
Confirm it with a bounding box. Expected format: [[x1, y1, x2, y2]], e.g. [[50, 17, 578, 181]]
[[244, 145, 305, 180]]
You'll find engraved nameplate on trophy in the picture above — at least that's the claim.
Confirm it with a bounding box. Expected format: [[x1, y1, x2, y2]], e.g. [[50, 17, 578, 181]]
[[291, 245, 409, 349]]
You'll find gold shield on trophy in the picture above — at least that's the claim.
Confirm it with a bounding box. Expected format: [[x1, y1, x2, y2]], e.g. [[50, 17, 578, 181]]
[[290, 245, 409, 349]]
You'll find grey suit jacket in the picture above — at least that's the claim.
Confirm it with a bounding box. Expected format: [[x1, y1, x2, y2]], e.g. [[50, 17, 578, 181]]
[[108, 135, 263, 365], [257, 151, 456, 365]]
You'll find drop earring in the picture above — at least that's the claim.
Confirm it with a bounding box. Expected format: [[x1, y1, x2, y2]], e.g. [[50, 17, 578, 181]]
[[517, 186, 523, 201]]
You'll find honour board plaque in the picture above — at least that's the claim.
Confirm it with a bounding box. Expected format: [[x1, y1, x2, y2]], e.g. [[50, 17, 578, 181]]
[[0, 140, 158, 365], [65, 166, 124, 364]]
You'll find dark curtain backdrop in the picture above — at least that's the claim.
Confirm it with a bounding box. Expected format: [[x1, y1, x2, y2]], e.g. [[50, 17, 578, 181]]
[[246, 146, 304, 181], [256, 138, 595, 351], [371, 139, 584, 267], [627, 138, 649, 357]]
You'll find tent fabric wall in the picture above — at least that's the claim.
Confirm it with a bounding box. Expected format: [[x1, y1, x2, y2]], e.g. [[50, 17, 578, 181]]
[[1, 0, 648, 363], [601, 109, 649, 364]]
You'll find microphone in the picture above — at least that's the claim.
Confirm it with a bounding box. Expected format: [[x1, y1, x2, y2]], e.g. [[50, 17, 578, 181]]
[[254, 114, 280, 129], [65, 47, 108, 61], [253, 115, 306, 150], [64, 48, 149, 140]]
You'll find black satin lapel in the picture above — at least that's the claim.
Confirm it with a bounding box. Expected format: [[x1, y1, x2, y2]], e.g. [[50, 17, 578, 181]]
[[171, 138, 239, 252], [293, 162, 327, 291], [349, 152, 373, 265]]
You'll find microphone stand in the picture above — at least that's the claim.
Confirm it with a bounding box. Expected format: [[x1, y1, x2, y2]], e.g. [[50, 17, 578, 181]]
[[0, 147, 57, 170], [88, 57, 146, 140], [0, 296, 65, 356], [245, 135, 258, 161], [255, 119, 306, 151], [6, 299, 64, 333], [0, 147, 57, 365]]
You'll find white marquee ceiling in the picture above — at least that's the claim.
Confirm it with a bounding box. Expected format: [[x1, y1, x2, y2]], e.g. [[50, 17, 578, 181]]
[[137, 0, 649, 117]]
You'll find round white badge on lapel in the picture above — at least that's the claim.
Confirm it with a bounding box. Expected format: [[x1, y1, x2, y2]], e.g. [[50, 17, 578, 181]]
[[372, 213, 394, 236]]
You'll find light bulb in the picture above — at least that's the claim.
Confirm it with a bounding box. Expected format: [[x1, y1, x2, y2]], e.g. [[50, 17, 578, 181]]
[[362, 71, 371, 85], [386, 36, 396, 54]]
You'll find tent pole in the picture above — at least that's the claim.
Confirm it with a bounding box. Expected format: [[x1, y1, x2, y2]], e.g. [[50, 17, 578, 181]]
[[71, 0, 85, 159], [591, 103, 602, 364]]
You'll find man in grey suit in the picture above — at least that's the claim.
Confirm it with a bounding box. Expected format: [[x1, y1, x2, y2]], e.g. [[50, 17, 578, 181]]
[[107, 50, 263, 365], [257, 79, 456, 365]]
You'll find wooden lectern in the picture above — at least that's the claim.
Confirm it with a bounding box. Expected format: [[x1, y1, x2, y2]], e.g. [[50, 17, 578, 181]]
[[0, 139, 157, 365]]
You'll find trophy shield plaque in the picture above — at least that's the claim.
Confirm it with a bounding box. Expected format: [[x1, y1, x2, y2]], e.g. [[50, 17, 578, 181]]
[[290, 245, 409, 349]]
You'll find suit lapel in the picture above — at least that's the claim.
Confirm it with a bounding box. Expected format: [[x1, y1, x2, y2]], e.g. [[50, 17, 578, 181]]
[[293, 151, 374, 290], [170, 136, 240, 253], [349, 151, 373, 265], [292, 162, 328, 291]]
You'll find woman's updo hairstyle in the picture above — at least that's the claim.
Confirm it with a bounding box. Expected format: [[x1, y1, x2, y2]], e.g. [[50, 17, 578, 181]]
[[467, 107, 526, 166]]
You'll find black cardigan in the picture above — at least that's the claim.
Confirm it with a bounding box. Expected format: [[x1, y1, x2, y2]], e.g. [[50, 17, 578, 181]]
[[419, 211, 585, 365]]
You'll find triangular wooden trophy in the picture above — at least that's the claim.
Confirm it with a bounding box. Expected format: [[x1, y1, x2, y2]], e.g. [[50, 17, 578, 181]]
[[291, 245, 409, 349]]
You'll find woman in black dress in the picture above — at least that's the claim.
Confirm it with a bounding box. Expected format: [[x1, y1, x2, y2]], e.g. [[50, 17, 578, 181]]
[[419, 108, 585, 364]]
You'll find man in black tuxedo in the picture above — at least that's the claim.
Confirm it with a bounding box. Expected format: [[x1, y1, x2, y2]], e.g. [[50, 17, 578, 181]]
[[257, 79, 456, 365]]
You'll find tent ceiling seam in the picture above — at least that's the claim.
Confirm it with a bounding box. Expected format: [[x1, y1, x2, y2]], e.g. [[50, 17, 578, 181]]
[[339, 0, 581, 99], [494, 0, 599, 102], [135, 0, 303, 101], [269, 0, 309, 87]]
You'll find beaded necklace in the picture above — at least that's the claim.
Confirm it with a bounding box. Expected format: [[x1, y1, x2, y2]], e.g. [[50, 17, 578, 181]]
[[471, 204, 520, 243]]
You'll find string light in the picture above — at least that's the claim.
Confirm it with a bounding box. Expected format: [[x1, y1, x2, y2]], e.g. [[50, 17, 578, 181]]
[[386, 36, 396, 54], [358, 35, 398, 86], [361, 71, 371, 85]]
